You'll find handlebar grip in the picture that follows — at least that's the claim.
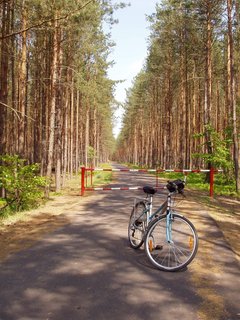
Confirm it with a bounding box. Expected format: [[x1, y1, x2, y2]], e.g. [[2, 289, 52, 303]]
[[166, 180, 185, 193]]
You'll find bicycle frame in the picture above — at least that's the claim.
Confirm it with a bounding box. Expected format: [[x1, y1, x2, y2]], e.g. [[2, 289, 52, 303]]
[[133, 192, 175, 242], [134, 193, 169, 224], [141, 175, 187, 223]]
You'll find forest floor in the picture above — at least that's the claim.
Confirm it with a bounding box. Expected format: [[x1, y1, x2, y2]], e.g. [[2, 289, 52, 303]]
[[190, 190, 240, 261], [0, 178, 239, 264]]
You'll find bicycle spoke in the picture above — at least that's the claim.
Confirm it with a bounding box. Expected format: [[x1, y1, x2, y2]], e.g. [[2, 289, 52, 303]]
[[128, 201, 147, 249], [145, 214, 198, 271]]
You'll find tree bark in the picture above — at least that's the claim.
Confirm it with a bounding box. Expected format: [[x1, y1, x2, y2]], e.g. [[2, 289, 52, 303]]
[[0, 0, 10, 155], [227, 0, 239, 192], [18, 0, 27, 157], [46, 14, 59, 194]]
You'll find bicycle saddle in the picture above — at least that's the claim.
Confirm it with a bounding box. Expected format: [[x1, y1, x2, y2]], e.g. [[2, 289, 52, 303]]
[[143, 186, 156, 195]]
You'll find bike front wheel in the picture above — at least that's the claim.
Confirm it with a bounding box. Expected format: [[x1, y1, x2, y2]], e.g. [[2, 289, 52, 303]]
[[128, 201, 147, 249], [145, 213, 198, 271]]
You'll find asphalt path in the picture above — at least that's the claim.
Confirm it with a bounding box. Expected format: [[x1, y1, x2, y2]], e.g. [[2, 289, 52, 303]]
[[0, 164, 239, 320]]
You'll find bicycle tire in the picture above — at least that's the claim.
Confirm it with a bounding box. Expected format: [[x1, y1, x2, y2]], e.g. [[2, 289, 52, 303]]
[[145, 213, 198, 271], [128, 201, 148, 249]]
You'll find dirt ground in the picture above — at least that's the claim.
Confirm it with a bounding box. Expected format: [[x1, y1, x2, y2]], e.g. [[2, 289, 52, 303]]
[[191, 190, 240, 261], [178, 192, 240, 320]]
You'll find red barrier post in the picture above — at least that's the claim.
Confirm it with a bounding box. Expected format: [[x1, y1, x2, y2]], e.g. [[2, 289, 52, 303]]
[[209, 167, 214, 197], [85, 169, 87, 187], [91, 167, 93, 187], [81, 166, 85, 196]]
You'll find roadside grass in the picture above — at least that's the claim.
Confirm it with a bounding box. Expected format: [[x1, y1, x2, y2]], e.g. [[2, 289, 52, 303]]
[[122, 163, 238, 198], [0, 163, 113, 225], [85, 164, 112, 188], [160, 172, 238, 198]]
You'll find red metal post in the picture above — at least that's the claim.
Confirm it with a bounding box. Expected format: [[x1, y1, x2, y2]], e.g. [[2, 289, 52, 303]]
[[209, 167, 214, 197], [85, 170, 87, 187], [91, 168, 93, 187], [81, 167, 85, 196]]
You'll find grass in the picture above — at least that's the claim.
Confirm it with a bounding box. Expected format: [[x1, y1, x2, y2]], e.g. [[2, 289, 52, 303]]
[[85, 163, 113, 188], [0, 163, 113, 223], [186, 173, 237, 197], [122, 163, 239, 198], [158, 172, 238, 197]]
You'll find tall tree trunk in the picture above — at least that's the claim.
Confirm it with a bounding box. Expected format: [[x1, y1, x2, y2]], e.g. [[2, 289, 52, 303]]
[[180, 42, 187, 168], [9, 0, 16, 155], [85, 105, 90, 167], [46, 14, 59, 193], [93, 104, 97, 167], [75, 91, 80, 172], [55, 27, 63, 192], [18, 0, 27, 157], [62, 97, 69, 188], [227, 0, 239, 192], [0, 0, 10, 155], [204, 1, 213, 171]]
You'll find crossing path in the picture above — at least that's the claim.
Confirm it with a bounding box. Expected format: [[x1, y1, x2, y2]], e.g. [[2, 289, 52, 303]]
[[0, 164, 239, 320]]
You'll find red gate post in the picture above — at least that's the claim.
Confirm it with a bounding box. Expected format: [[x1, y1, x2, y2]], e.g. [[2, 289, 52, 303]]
[[85, 168, 88, 188], [81, 166, 85, 196], [209, 167, 214, 197], [91, 167, 93, 187]]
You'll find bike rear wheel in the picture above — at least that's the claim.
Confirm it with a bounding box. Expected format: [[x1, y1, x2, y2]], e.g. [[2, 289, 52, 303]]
[[128, 201, 147, 249], [145, 213, 198, 271]]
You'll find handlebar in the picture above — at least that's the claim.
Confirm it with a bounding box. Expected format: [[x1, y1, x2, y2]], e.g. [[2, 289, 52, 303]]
[[143, 179, 186, 196], [166, 179, 185, 194]]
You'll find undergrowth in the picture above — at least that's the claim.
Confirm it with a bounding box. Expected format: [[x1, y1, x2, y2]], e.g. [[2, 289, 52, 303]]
[[123, 163, 238, 198], [85, 163, 113, 188], [0, 163, 113, 224]]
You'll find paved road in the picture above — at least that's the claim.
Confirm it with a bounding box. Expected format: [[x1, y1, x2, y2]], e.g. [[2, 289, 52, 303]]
[[0, 164, 239, 320]]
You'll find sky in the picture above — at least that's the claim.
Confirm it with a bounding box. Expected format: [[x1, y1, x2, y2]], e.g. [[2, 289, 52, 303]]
[[105, 0, 158, 137]]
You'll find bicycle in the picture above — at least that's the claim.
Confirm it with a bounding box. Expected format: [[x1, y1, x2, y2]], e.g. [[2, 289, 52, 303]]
[[128, 179, 198, 271]]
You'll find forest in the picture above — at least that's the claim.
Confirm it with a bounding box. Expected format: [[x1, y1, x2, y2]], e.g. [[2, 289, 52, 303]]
[[0, 0, 123, 194], [115, 0, 240, 192], [0, 0, 239, 198]]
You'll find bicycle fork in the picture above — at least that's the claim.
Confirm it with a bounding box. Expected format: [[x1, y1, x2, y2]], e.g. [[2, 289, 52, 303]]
[[147, 195, 153, 224], [166, 194, 174, 244], [146, 195, 155, 251]]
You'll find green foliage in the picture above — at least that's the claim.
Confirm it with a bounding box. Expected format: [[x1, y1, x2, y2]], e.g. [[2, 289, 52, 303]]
[[193, 126, 233, 171], [156, 171, 237, 196], [0, 155, 47, 213], [85, 163, 112, 187], [125, 163, 237, 197], [87, 146, 97, 165]]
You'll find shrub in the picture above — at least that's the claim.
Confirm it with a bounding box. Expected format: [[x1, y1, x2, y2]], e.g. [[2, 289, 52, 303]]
[[0, 155, 47, 213]]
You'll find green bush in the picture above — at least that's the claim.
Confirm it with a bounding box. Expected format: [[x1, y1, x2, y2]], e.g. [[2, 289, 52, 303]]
[[0, 155, 47, 213], [192, 125, 233, 174]]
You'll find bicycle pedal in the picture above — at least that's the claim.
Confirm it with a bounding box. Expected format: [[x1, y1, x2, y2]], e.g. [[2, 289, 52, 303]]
[[148, 239, 154, 252], [155, 245, 163, 250]]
